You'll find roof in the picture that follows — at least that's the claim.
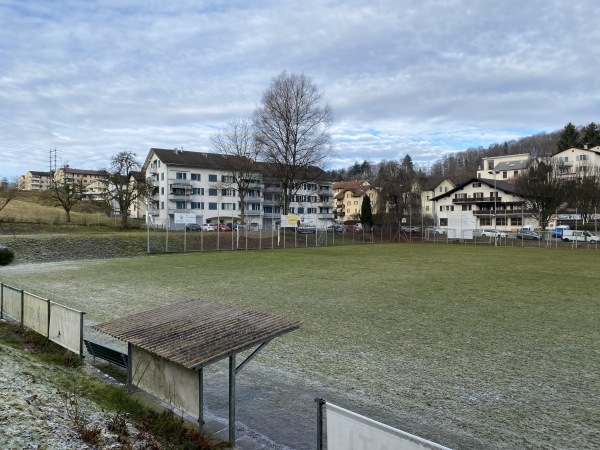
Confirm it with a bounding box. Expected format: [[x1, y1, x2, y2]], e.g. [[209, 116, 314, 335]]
[[93, 299, 300, 370], [551, 146, 600, 158], [492, 159, 529, 171], [147, 148, 248, 171], [27, 171, 52, 177], [431, 177, 523, 201], [332, 180, 370, 190]]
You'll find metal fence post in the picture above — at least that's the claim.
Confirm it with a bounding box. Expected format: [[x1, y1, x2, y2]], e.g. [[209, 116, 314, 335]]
[[316, 397, 325, 450]]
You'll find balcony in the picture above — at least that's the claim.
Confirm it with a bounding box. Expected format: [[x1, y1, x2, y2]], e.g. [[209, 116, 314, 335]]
[[149, 166, 158, 174], [244, 209, 263, 216], [452, 196, 501, 203], [168, 179, 192, 188], [318, 213, 334, 219]]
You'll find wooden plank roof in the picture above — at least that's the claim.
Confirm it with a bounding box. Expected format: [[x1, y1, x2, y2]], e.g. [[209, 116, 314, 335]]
[[93, 299, 300, 370]]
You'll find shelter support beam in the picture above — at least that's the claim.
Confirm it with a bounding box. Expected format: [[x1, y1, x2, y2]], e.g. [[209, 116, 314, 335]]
[[235, 340, 271, 374]]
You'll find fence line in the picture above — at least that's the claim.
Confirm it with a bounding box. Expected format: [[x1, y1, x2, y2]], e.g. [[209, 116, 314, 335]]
[[0, 282, 84, 357]]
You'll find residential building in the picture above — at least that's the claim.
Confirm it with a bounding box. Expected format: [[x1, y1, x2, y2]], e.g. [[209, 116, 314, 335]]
[[54, 168, 104, 187], [142, 148, 334, 229], [416, 176, 456, 222], [20, 171, 53, 191], [551, 146, 600, 177], [332, 180, 378, 223], [127, 171, 147, 220], [433, 178, 536, 234], [477, 153, 530, 181]]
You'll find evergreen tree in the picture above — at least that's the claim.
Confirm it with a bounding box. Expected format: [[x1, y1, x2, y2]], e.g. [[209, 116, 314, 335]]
[[360, 195, 373, 229], [581, 122, 600, 148], [402, 154, 415, 174], [557, 122, 581, 151]]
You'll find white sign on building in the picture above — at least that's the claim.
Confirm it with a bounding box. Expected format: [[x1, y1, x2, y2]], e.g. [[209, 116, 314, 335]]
[[174, 213, 197, 224]]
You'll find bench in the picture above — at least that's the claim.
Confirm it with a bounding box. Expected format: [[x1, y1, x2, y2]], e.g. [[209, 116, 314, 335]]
[[84, 339, 128, 368]]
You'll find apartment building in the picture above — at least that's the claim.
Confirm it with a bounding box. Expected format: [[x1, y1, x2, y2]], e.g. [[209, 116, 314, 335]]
[[432, 178, 534, 234], [332, 180, 378, 223], [20, 171, 53, 191], [477, 153, 530, 181], [552, 146, 600, 177], [142, 148, 334, 229]]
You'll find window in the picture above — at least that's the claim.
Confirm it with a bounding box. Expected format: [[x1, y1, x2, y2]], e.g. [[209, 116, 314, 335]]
[[496, 217, 507, 226], [221, 203, 236, 210], [290, 207, 295, 213], [474, 192, 483, 198], [160, 187, 164, 195], [307, 208, 317, 214], [456, 193, 466, 199], [576, 154, 589, 161], [221, 175, 234, 183], [176, 172, 187, 180], [160, 201, 164, 210], [209, 174, 217, 182], [480, 217, 492, 226], [209, 202, 217, 210], [191, 202, 204, 209], [502, 171, 508, 179], [176, 201, 186, 209], [425, 205, 430, 212], [440, 218, 448, 226], [298, 207, 305, 214], [514, 171, 518, 177], [462, 205, 469, 211], [192, 188, 204, 195], [222, 188, 236, 196], [444, 187, 448, 192], [208, 188, 218, 196], [511, 217, 523, 226], [191, 173, 201, 181], [264, 206, 273, 213], [161, 173, 164, 180]]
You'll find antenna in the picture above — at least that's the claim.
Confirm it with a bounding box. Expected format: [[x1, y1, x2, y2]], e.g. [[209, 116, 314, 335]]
[[49, 148, 57, 173]]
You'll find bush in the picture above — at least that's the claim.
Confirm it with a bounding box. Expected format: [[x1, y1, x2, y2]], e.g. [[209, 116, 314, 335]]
[[0, 245, 15, 265]]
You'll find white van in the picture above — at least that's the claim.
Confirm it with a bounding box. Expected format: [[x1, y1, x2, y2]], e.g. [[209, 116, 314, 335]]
[[521, 225, 536, 232], [562, 230, 600, 243]]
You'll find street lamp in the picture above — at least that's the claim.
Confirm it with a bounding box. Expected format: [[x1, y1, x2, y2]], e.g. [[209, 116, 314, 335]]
[[488, 169, 500, 245]]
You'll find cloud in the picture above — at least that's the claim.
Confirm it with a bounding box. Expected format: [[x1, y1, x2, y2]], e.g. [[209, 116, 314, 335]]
[[1, 0, 599, 177]]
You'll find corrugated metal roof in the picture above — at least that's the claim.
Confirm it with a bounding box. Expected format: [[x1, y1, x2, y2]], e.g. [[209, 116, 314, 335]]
[[93, 299, 300, 369]]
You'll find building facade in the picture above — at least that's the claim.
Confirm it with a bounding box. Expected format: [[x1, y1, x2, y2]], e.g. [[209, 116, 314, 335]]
[[143, 148, 334, 229], [332, 180, 378, 223]]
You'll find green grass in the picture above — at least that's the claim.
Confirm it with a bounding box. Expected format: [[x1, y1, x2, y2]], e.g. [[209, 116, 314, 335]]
[[1, 244, 599, 449]]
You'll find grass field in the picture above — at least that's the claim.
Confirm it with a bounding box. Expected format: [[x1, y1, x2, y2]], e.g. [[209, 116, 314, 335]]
[[1, 244, 598, 449]]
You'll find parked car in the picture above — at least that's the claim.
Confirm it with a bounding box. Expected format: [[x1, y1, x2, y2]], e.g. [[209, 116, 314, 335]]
[[217, 224, 231, 232], [295, 226, 316, 234], [185, 223, 202, 232], [552, 225, 570, 238], [201, 223, 216, 231], [516, 230, 542, 240], [345, 225, 363, 233], [227, 222, 246, 231], [327, 223, 345, 232], [425, 227, 445, 235], [481, 229, 507, 238], [562, 230, 600, 243], [401, 226, 420, 233]]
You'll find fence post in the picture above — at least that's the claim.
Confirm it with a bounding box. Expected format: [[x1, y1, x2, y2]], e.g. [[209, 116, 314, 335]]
[[20, 288, 25, 326], [316, 397, 325, 450], [1, 282, 3, 320]]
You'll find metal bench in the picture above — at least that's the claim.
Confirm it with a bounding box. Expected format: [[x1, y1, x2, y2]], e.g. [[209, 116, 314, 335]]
[[83, 339, 128, 368]]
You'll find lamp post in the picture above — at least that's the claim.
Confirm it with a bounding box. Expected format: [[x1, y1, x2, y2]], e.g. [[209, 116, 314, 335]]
[[488, 169, 500, 245]]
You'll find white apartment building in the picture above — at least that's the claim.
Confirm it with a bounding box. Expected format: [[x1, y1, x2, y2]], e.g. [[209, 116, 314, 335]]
[[433, 178, 536, 233], [552, 146, 600, 177], [477, 153, 530, 181], [142, 148, 334, 229]]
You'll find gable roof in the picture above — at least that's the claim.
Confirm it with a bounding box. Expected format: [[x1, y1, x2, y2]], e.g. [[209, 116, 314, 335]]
[[432, 177, 523, 201], [332, 180, 370, 190], [551, 146, 600, 158], [492, 159, 529, 171]]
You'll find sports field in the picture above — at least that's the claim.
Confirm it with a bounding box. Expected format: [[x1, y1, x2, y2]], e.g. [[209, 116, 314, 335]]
[[1, 244, 598, 449]]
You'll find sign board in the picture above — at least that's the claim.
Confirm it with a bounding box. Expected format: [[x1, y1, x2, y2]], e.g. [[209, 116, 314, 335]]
[[299, 214, 316, 227], [281, 214, 299, 228], [174, 213, 196, 224]]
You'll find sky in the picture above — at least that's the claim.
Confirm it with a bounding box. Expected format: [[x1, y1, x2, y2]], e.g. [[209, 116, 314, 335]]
[[1, 0, 600, 179]]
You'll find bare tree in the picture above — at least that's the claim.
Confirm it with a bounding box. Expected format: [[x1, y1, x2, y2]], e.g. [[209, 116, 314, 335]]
[[45, 175, 84, 223], [515, 160, 571, 230], [374, 160, 416, 227], [254, 71, 333, 214], [211, 118, 260, 225], [0, 178, 20, 214], [98, 152, 149, 228]]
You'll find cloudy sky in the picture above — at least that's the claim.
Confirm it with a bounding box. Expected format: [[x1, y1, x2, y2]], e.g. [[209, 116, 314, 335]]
[[1, 0, 599, 178]]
